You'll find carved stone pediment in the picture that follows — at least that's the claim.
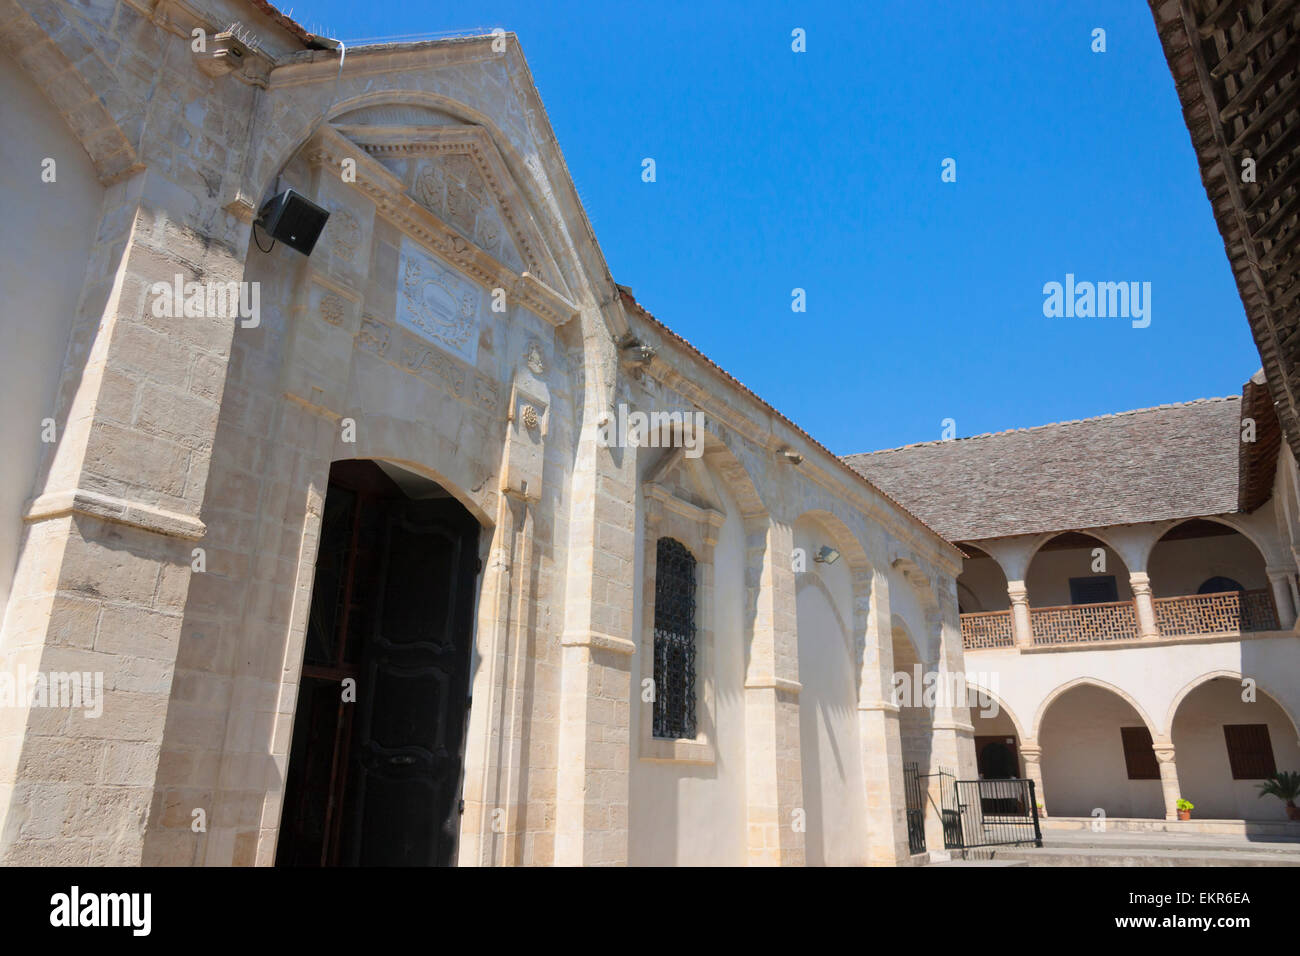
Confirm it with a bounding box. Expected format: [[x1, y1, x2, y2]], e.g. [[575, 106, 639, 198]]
[[332, 123, 571, 302], [305, 126, 577, 328], [645, 446, 725, 531]]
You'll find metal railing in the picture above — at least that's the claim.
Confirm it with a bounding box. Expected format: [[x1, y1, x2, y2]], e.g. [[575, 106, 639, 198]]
[[903, 762, 926, 855], [950, 779, 1042, 850]]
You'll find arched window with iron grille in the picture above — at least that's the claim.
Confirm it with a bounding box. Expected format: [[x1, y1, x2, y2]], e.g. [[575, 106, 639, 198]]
[[653, 537, 697, 739]]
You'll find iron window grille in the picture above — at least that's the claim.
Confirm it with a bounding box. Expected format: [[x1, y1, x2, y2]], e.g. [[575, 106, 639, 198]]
[[653, 537, 697, 740]]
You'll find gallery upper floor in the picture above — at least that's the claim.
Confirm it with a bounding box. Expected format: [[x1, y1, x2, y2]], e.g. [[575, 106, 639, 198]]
[[846, 372, 1300, 653]]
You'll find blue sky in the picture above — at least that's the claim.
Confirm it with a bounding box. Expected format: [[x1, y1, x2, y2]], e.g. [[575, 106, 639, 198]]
[[292, 0, 1260, 454]]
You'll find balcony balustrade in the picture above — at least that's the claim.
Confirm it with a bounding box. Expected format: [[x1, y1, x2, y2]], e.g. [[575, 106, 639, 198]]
[[959, 589, 1279, 650]]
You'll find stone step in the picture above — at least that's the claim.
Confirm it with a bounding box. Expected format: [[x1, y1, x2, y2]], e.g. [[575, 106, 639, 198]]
[[1042, 816, 1300, 840], [927, 858, 1026, 867], [984, 845, 1300, 867], [1041, 831, 1300, 855]]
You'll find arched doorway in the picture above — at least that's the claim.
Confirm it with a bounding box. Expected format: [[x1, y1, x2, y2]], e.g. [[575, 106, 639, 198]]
[[1170, 677, 1300, 820], [972, 695, 1022, 780], [276, 459, 482, 866], [1039, 683, 1163, 818], [978, 740, 1018, 779]]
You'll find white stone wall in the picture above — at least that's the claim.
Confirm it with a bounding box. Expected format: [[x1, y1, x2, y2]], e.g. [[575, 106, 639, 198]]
[[793, 516, 867, 867], [0, 52, 104, 621], [0, 0, 967, 867]]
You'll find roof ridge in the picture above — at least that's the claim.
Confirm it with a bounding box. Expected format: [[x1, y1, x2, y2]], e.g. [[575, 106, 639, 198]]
[[844, 395, 1242, 459]]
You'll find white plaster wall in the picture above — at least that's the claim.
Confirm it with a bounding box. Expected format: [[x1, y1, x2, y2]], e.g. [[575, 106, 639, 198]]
[[794, 520, 867, 866], [0, 54, 103, 622], [1040, 684, 1165, 818], [1171, 678, 1300, 820], [627, 470, 747, 866], [969, 636, 1300, 743], [1026, 545, 1131, 606], [965, 636, 1300, 818], [1148, 533, 1268, 597]]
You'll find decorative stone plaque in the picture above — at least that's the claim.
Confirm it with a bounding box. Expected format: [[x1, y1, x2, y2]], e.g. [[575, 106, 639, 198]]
[[396, 235, 483, 364]]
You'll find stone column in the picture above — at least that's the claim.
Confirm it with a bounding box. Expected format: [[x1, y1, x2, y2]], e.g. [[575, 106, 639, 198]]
[[1007, 581, 1033, 647], [1153, 741, 1182, 821], [554, 398, 637, 866], [858, 572, 909, 864], [1020, 741, 1047, 815], [0, 169, 243, 865], [1130, 571, 1160, 639], [1266, 567, 1298, 629], [742, 516, 805, 866]]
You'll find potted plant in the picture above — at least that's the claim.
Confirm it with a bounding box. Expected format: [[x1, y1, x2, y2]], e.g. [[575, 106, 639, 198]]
[[1256, 771, 1300, 820], [1176, 798, 1194, 821], [1036, 802, 1046, 818]]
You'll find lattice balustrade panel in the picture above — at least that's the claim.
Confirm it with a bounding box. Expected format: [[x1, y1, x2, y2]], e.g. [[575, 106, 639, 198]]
[[1030, 601, 1138, 646], [1154, 589, 1278, 637], [960, 610, 1014, 649]]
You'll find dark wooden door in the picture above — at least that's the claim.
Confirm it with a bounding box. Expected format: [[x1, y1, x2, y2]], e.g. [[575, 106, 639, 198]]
[[277, 461, 479, 868], [344, 498, 479, 866], [975, 735, 1019, 779]]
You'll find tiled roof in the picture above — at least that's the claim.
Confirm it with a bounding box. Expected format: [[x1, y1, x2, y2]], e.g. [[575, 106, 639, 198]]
[[843, 397, 1244, 542], [250, 0, 328, 47]]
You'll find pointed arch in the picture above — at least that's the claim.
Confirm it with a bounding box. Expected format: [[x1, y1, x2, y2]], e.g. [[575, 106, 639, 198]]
[[889, 555, 941, 664], [0, 2, 142, 184], [1163, 670, 1300, 741], [1033, 676, 1158, 739], [1024, 531, 1133, 606], [1144, 516, 1277, 583], [966, 681, 1028, 744]]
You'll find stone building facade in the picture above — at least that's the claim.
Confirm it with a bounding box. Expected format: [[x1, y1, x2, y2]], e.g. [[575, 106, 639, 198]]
[[850, 377, 1300, 826], [0, 0, 972, 866]]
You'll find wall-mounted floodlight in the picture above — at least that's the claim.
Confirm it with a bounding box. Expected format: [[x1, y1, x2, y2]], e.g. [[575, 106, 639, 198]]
[[254, 189, 330, 256], [780, 447, 803, 465], [814, 546, 840, 565]]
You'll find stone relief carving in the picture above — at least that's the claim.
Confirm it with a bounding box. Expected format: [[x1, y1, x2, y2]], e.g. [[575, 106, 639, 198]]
[[413, 162, 445, 211], [526, 341, 545, 375], [474, 375, 499, 411], [409, 154, 522, 271], [396, 236, 481, 364], [358, 315, 391, 357], [320, 293, 344, 326], [401, 342, 467, 398], [332, 210, 360, 262]]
